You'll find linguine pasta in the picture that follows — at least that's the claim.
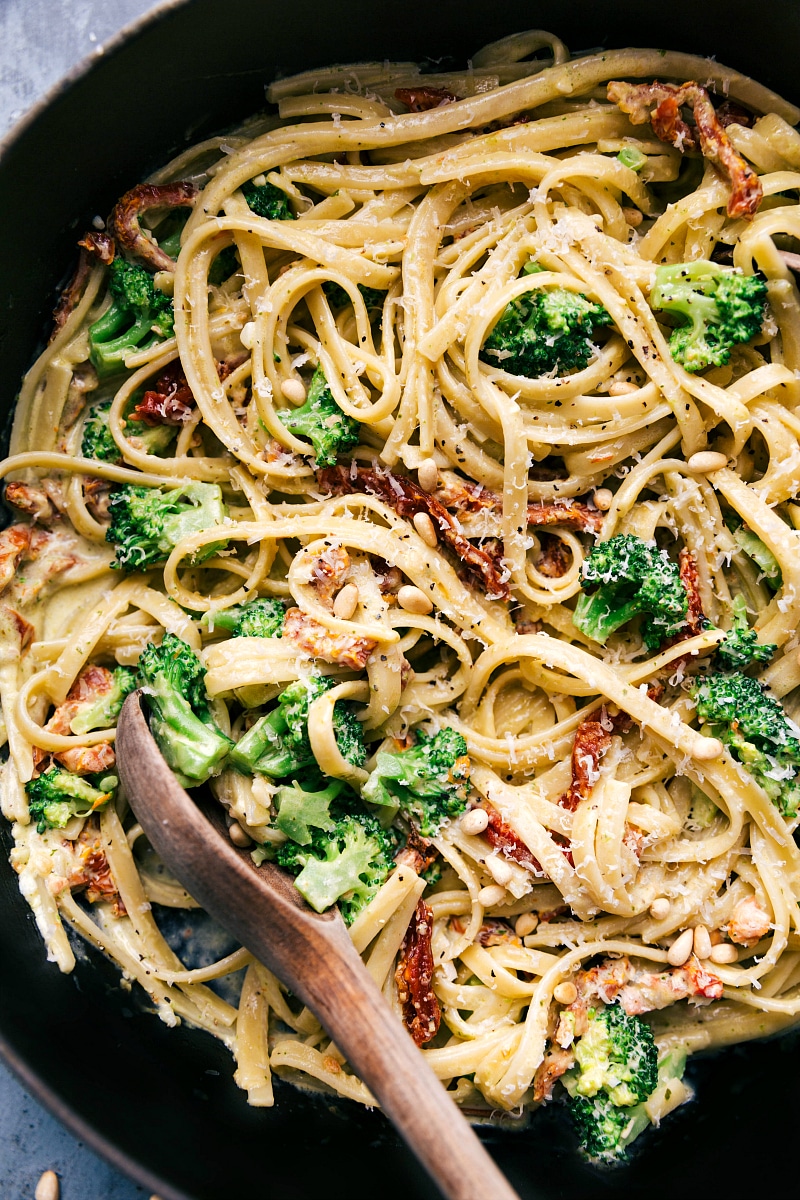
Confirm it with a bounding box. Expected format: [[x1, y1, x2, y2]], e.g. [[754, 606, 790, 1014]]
[[4, 28, 800, 1156]]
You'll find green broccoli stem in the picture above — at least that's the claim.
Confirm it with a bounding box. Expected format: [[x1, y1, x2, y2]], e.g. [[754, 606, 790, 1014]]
[[228, 706, 302, 777], [572, 592, 648, 645], [90, 310, 164, 378], [145, 688, 232, 786]]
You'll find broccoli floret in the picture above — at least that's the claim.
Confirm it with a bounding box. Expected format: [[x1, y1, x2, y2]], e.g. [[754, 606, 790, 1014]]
[[716, 594, 776, 670], [242, 179, 294, 221], [573, 534, 689, 651], [106, 481, 228, 571], [81, 401, 121, 462], [691, 671, 800, 817], [277, 366, 360, 467], [69, 666, 137, 735], [480, 287, 611, 378], [201, 597, 285, 638], [650, 260, 767, 374], [564, 1003, 658, 1163], [362, 727, 470, 835], [569, 1092, 635, 1161], [229, 673, 366, 778], [333, 705, 368, 772], [572, 1004, 658, 1106], [26, 766, 115, 833], [81, 400, 176, 464], [322, 281, 386, 314], [274, 777, 346, 844], [89, 259, 175, 379], [275, 793, 394, 923], [137, 632, 233, 786]]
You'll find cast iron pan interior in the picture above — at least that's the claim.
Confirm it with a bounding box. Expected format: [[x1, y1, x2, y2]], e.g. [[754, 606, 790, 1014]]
[[1, 2, 799, 1197]]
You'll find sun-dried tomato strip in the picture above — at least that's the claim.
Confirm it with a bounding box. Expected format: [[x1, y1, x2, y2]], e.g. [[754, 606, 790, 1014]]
[[607, 80, 762, 218], [395, 826, 439, 874], [133, 355, 245, 426], [134, 361, 196, 425], [479, 803, 545, 875], [559, 707, 630, 813], [678, 547, 707, 635], [5, 483, 57, 525], [564, 953, 722, 1040], [44, 665, 119, 736], [78, 231, 116, 265], [67, 817, 126, 916], [533, 1046, 575, 1102], [715, 100, 756, 129], [54, 743, 116, 776], [395, 899, 440, 1046], [662, 549, 709, 659], [109, 181, 198, 272], [435, 478, 603, 534], [0, 525, 32, 594], [317, 465, 510, 599], [51, 231, 116, 341], [0, 604, 34, 651], [283, 606, 376, 669], [536, 533, 571, 578], [395, 86, 458, 112]]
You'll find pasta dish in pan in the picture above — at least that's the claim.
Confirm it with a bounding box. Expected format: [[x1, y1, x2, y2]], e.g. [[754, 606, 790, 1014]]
[[3, 28, 800, 1162]]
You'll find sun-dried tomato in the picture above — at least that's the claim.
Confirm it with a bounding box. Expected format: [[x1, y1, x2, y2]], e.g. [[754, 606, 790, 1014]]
[[395, 899, 440, 1046]]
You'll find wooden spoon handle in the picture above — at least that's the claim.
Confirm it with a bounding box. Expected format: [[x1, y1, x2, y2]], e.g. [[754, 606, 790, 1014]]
[[285, 938, 521, 1200]]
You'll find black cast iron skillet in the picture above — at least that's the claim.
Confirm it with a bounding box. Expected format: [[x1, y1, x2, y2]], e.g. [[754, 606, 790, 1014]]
[[1, 2, 799, 1197]]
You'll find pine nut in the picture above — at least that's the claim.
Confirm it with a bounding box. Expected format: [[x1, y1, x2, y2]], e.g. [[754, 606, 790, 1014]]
[[592, 487, 613, 511], [608, 380, 639, 395], [553, 981, 578, 1005], [693, 924, 713, 959], [693, 736, 724, 761], [687, 451, 728, 473], [650, 897, 671, 921], [622, 206, 643, 228], [229, 822, 252, 848], [413, 511, 438, 547], [710, 942, 739, 964], [417, 458, 439, 492], [397, 585, 433, 615], [667, 927, 695, 967], [486, 856, 515, 886], [460, 808, 489, 835], [35, 1173, 59, 1200], [333, 582, 359, 620], [477, 884, 507, 907], [515, 912, 539, 937], [240, 321, 256, 349], [280, 377, 307, 405], [153, 270, 174, 296]]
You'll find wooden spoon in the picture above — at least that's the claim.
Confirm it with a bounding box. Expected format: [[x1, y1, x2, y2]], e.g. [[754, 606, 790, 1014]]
[[116, 692, 521, 1200]]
